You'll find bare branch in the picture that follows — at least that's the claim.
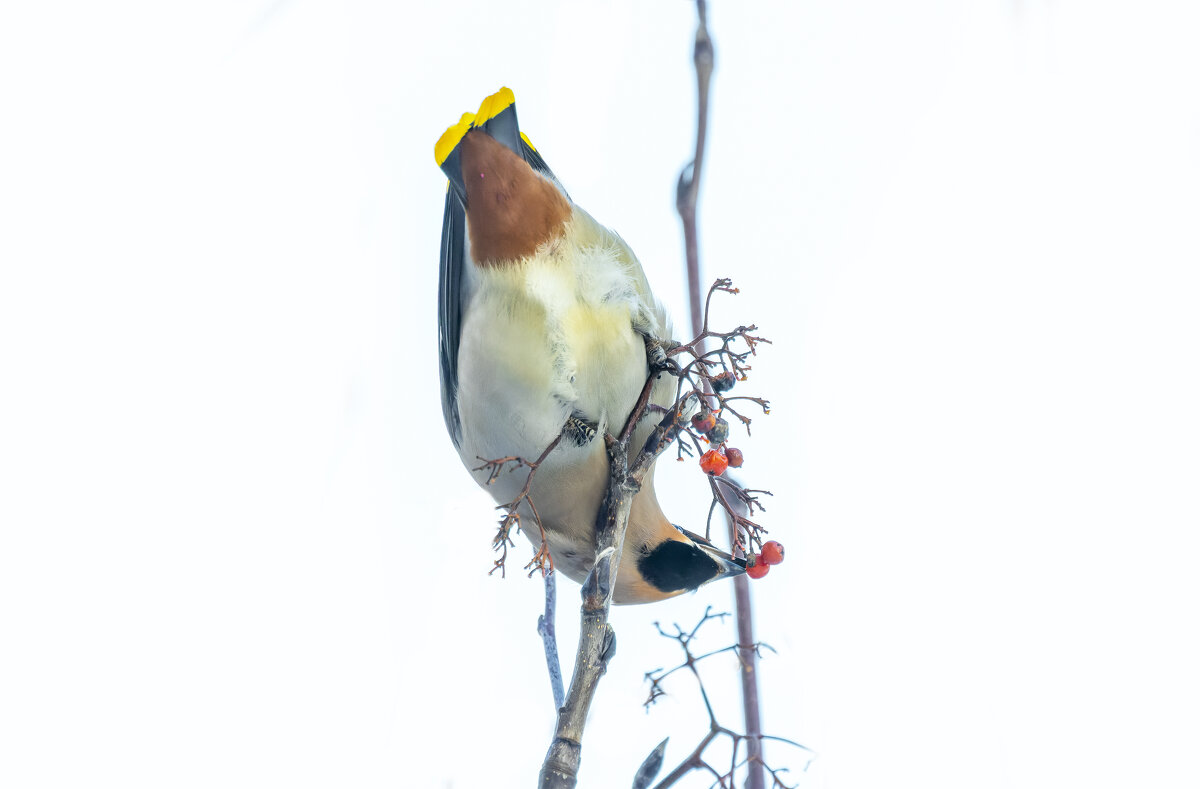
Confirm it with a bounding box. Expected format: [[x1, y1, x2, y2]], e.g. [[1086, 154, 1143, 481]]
[[538, 377, 694, 787], [677, 0, 714, 334], [537, 570, 566, 710], [641, 608, 811, 789], [673, 2, 768, 786]]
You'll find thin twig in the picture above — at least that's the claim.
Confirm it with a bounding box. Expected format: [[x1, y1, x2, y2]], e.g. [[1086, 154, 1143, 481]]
[[474, 431, 564, 577], [644, 609, 807, 789]]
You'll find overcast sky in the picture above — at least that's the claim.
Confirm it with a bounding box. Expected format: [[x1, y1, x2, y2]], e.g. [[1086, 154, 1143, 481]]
[[2, 1, 1199, 788]]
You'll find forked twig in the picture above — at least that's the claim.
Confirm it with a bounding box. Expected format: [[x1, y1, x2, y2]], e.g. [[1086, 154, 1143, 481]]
[[641, 608, 814, 789], [473, 432, 563, 577]]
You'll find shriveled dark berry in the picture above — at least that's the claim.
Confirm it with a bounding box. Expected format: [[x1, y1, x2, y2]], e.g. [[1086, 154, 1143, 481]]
[[712, 371, 737, 393], [707, 418, 729, 445]]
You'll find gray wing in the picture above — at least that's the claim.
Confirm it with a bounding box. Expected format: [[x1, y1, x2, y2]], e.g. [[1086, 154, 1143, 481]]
[[438, 188, 466, 447]]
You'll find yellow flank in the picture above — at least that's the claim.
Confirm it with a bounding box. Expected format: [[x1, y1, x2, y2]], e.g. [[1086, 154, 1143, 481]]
[[435, 111, 476, 165], [519, 131, 537, 152], [475, 86, 515, 125]]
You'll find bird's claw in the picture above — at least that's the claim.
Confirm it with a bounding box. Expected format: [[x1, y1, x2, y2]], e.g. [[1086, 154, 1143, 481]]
[[563, 413, 599, 446], [644, 336, 682, 376]]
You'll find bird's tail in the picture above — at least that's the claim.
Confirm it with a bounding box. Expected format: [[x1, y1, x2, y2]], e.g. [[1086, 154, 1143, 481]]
[[434, 87, 557, 205]]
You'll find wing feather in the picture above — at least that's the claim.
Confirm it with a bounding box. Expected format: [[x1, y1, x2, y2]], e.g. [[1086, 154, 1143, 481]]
[[438, 188, 466, 446]]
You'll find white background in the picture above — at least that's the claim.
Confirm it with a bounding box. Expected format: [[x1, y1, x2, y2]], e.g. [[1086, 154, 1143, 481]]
[[2, 1, 1198, 787]]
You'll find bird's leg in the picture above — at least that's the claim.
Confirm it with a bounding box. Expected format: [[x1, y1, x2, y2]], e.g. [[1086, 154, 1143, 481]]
[[634, 335, 683, 431], [642, 333, 682, 377], [563, 412, 599, 447]]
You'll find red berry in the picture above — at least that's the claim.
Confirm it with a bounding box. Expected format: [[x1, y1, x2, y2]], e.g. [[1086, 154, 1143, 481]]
[[761, 540, 785, 565], [725, 447, 744, 467], [691, 410, 717, 433], [746, 556, 770, 579], [699, 449, 728, 476]]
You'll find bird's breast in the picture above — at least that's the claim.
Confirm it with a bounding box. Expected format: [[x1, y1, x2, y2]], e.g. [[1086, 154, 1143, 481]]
[[453, 222, 666, 572], [459, 250, 648, 430]]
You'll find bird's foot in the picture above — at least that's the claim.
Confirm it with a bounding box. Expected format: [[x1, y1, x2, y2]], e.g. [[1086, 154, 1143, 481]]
[[563, 412, 599, 447], [643, 336, 682, 377]]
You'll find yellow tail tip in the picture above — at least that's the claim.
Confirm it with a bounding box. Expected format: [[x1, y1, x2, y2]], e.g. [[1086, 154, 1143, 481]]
[[435, 112, 476, 166], [475, 86, 516, 126]]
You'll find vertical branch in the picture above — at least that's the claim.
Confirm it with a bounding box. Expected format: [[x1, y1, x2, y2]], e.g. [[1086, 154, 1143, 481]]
[[726, 482, 765, 788], [676, 2, 766, 788], [538, 570, 566, 710], [538, 378, 687, 788], [538, 441, 634, 788], [677, 0, 713, 333]]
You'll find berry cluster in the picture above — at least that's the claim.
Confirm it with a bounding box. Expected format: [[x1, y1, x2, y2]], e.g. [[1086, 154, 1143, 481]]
[[692, 407, 744, 478], [656, 280, 780, 577], [679, 356, 781, 582], [745, 540, 784, 579]]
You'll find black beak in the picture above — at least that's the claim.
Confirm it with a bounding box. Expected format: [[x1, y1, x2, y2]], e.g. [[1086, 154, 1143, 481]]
[[694, 540, 748, 579], [671, 524, 747, 583]]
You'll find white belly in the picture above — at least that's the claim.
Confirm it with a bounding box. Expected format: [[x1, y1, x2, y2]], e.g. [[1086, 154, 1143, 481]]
[[452, 257, 656, 567]]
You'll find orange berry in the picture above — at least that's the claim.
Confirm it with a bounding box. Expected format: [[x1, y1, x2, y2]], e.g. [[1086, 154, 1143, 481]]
[[699, 449, 728, 476], [746, 556, 769, 579], [760, 540, 785, 565]]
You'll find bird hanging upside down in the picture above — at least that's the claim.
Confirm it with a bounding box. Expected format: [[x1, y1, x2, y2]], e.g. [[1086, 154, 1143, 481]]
[[436, 88, 745, 604]]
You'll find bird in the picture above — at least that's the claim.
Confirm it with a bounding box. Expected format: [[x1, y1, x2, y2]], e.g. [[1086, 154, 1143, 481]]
[[435, 87, 745, 604]]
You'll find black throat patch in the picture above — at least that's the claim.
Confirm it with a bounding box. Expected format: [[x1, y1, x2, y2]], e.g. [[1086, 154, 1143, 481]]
[[637, 540, 720, 594]]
